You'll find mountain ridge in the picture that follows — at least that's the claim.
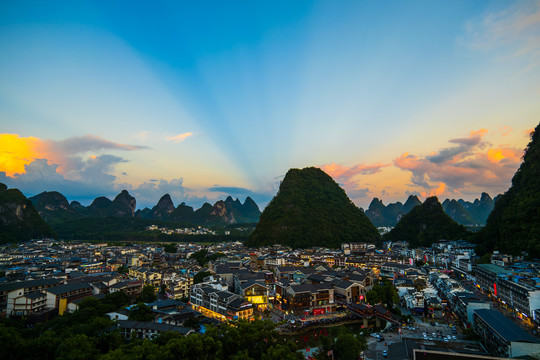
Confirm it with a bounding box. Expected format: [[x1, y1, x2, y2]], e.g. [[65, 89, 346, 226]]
[[30, 189, 261, 226]]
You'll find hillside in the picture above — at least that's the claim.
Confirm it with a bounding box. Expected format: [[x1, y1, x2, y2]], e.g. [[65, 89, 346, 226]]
[[477, 123, 540, 257], [247, 167, 380, 249], [0, 184, 55, 243], [384, 196, 469, 248]]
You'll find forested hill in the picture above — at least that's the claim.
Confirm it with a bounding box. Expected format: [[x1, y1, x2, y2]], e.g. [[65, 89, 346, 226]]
[[247, 167, 380, 249], [476, 122, 540, 257], [0, 184, 55, 243], [383, 196, 469, 248]]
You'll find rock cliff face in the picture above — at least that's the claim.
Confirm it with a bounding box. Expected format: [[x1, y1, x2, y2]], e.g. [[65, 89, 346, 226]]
[[248, 167, 380, 249], [0, 184, 55, 243], [110, 190, 136, 217], [150, 194, 175, 220]]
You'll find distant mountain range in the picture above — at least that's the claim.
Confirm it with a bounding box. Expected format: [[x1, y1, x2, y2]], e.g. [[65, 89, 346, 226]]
[[365, 192, 499, 227], [28, 190, 261, 226]]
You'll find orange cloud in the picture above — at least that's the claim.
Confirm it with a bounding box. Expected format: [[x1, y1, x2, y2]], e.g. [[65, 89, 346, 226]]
[[470, 129, 488, 137], [487, 148, 521, 163], [0, 133, 146, 178], [0, 134, 44, 176]]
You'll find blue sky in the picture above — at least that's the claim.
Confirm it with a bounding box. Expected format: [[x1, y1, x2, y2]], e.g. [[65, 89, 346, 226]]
[[1, 1, 539, 209]]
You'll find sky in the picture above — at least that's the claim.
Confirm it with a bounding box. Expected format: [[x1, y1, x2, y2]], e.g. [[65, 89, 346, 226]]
[[1, 0, 539, 210]]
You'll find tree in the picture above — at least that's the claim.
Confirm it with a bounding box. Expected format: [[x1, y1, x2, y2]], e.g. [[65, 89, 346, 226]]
[[333, 333, 367, 360], [163, 243, 177, 253], [190, 249, 209, 266], [128, 303, 155, 322], [194, 271, 212, 284], [117, 265, 129, 274], [138, 285, 157, 303]]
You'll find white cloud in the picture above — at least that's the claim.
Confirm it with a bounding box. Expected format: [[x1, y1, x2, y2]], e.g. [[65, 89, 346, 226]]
[[165, 132, 193, 143]]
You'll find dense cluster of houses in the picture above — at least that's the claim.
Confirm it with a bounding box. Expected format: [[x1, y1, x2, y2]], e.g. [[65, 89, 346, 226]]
[[4, 238, 540, 358]]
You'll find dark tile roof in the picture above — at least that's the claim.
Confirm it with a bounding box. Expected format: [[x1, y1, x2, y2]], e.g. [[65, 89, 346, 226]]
[[334, 280, 356, 290], [146, 299, 186, 309], [46, 282, 92, 295], [239, 280, 267, 291], [25, 291, 46, 299], [0, 278, 62, 293], [474, 309, 539, 343]]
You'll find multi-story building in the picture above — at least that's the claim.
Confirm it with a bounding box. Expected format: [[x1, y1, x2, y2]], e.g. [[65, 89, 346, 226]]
[[0, 278, 62, 307], [474, 264, 510, 294], [190, 284, 253, 321], [45, 282, 93, 315], [496, 277, 540, 319], [109, 280, 143, 298], [475, 264, 540, 318], [449, 291, 490, 325], [129, 267, 162, 287], [238, 280, 269, 310], [282, 284, 335, 315], [473, 309, 540, 358], [6, 291, 47, 317]]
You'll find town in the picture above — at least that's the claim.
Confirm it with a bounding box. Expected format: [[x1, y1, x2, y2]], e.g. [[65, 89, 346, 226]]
[[2, 238, 539, 359]]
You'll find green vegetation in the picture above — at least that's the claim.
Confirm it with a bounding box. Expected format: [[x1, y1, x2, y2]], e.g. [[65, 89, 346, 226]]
[[128, 303, 155, 322], [48, 217, 248, 242], [293, 324, 368, 360], [189, 249, 225, 266], [248, 167, 380, 249], [163, 243, 177, 253], [366, 279, 399, 309], [137, 285, 157, 303], [476, 122, 540, 257], [0, 300, 303, 360], [0, 186, 56, 243], [384, 196, 469, 248], [193, 271, 212, 284]]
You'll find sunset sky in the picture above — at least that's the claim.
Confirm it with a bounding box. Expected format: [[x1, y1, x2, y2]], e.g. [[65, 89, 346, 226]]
[[1, 1, 539, 210]]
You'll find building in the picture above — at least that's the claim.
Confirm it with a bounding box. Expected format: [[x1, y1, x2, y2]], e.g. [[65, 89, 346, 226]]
[[45, 282, 93, 315], [237, 280, 269, 310], [449, 291, 490, 325], [0, 278, 62, 307], [5, 291, 47, 317], [128, 267, 162, 287], [190, 285, 253, 321], [473, 309, 540, 358], [109, 280, 143, 297], [474, 264, 510, 295], [282, 284, 335, 315], [333, 280, 365, 304]]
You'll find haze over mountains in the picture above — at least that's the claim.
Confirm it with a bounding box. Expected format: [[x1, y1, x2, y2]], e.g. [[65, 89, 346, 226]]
[[28, 189, 261, 226], [365, 193, 499, 227]]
